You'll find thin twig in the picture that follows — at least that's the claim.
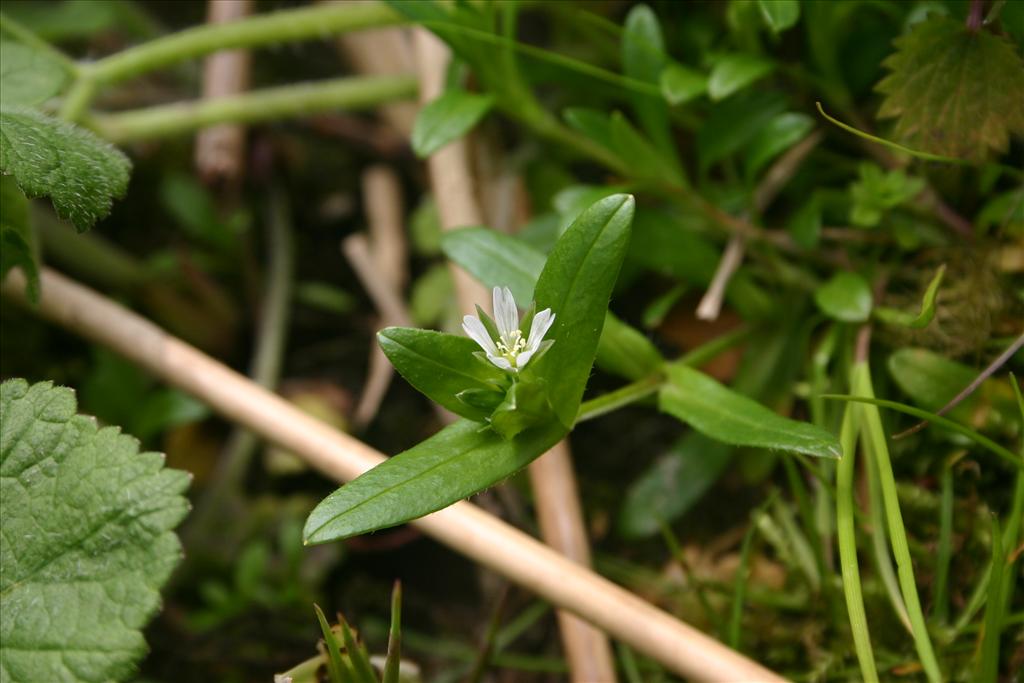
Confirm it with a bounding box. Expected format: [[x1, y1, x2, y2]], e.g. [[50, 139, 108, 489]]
[[697, 235, 745, 322], [894, 331, 1024, 439], [195, 0, 253, 185], [754, 130, 824, 214], [2, 267, 786, 682], [342, 234, 410, 429]]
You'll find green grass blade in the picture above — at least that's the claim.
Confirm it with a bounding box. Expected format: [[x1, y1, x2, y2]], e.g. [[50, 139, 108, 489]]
[[975, 515, 1004, 683], [382, 581, 402, 683], [835, 399, 879, 683], [821, 395, 1021, 469], [315, 604, 351, 683], [853, 363, 942, 683], [339, 617, 378, 683]]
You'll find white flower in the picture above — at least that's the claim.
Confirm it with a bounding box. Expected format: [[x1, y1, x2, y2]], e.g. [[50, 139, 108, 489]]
[[462, 286, 555, 372]]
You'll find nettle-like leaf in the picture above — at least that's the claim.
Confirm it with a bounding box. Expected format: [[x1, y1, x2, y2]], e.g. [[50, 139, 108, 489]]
[[0, 379, 190, 683], [0, 106, 131, 232], [875, 17, 1024, 161]]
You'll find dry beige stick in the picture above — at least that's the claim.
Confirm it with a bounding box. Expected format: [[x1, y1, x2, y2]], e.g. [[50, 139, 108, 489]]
[[412, 29, 490, 315], [697, 235, 746, 322], [336, 27, 418, 137], [3, 268, 784, 683], [413, 29, 616, 681], [363, 165, 408, 291], [527, 443, 617, 683], [347, 165, 409, 427], [753, 130, 824, 214], [342, 234, 410, 427], [195, 0, 253, 185]]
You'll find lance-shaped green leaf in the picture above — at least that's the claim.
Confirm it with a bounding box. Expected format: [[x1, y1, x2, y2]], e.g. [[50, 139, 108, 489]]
[[304, 418, 564, 543], [441, 225, 661, 382], [440, 227, 543, 304], [412, 89, 495, 158], [378, 327, 507, 421], [658, 363, 841, 458], [532, 194, 635, 427], [0, 106, 131, 232], [0, 379, 190, 683]]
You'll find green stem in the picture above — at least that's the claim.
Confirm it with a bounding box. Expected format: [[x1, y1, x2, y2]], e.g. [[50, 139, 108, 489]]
[[933, 460, 955, 623], [59, 77, 97, 122], [86, 2, 401, 86], [575, 373, 662, 423], [835, 384, 879, 683], [89, 75, 417, 143], [865, 431, 913, 634], [855, 363, 942, 683]]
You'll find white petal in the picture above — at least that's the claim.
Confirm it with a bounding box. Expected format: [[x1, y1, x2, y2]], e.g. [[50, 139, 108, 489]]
[[525, 308, 555, 352], [462, 315, 498, 355], [487, 354, 513, 370], [492, 286, 519, 340]]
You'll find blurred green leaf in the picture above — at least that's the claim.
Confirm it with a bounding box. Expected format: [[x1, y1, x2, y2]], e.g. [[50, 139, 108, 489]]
[[412, 89, 495, 158], [698, 90, 786, 171], [659, 63, 708, 105], [876, 17, 1024, 161], [814, 271, 872, 323], [887, 347, 976, 416], [659, 363, 841, 458], [619, 432, 733, 538], [132, 389, 209, 441], [409, 265, 453, 327], [0, 106, 131, 232], [609, 111, 684, 186], [758, 0, 800, 33], [849, 163, 924, 228], [788, 195, 822, 249], [0, 40, 68, 106], [0, 175, 38, 301], [874, 265, 945, 329], [622, 4, 675, 155], [744, 112, 814, 180], [708, 54, 774, 101], [564, 107, 614, 150]]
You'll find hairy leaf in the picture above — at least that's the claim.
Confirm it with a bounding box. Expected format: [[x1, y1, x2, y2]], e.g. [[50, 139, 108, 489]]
[[875, 17, 1024, 161], [659, 364, 841, 458], [0, 379, 190, 682], [0, 107, 131, 231]]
